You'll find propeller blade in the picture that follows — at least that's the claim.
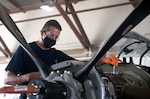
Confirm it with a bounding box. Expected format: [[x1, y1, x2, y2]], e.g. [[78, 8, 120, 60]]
[[74, 0, 150, 82]]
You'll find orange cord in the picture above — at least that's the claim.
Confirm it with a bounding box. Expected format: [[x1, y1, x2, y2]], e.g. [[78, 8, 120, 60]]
[[100, 54, 122, 67]]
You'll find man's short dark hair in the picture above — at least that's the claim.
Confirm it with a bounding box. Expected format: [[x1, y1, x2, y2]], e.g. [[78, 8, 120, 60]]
[[41, 20, 62, 32]]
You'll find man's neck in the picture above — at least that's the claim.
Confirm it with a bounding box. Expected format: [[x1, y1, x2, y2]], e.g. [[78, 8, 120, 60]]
[[36, 40, 50, 50]]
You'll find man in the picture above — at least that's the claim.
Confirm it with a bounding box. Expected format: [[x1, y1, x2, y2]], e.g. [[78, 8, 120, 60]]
[[4, 19, 121, 99], [4, 20, 74, 99]]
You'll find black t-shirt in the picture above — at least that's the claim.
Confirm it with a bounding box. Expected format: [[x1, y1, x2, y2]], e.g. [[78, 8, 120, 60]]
[[5, 42, 74, 75]]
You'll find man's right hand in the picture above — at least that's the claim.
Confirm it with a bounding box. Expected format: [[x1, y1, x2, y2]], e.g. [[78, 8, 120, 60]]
[[22, 72, 42, 82]]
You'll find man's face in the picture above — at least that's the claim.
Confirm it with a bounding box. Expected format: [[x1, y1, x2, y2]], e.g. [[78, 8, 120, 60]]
[[43, 26, 61, 40]]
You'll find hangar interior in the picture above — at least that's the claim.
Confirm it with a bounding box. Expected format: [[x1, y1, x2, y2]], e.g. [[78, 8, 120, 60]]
[[0, 0, 150, 65], [0, 0, 150, 98], [1, 0, 149, 61]]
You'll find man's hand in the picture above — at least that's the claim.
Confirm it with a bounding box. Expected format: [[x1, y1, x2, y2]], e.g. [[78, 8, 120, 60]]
[[22, 72, 42, 82]]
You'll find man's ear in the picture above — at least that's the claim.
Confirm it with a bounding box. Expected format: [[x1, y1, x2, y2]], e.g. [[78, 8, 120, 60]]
[[40, 30, 44, 36]]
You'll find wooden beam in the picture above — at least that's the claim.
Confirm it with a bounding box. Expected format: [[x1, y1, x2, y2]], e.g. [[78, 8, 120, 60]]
[[0, 45, 8, 57], [0, 36, 12, 57], [68, 3, 91, 48], [53, 0, 90, 50], [129, 0, 141, 8]]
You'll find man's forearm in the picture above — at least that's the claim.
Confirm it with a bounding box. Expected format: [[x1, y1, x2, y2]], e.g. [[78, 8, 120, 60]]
[[4, 71, 42, 85], [4, 75, 27, 85]]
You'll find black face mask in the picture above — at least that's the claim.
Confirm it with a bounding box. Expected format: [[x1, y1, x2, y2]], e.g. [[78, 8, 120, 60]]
[[42, 36, 56, 48]]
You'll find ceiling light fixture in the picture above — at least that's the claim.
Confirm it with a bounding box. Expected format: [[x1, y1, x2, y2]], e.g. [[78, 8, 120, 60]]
[[40, 5, 54, 11]]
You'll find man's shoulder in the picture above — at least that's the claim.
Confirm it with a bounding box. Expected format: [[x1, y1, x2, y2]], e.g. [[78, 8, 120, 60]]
[[52, 48, 62, 52], [29, 41, 36, 45]]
